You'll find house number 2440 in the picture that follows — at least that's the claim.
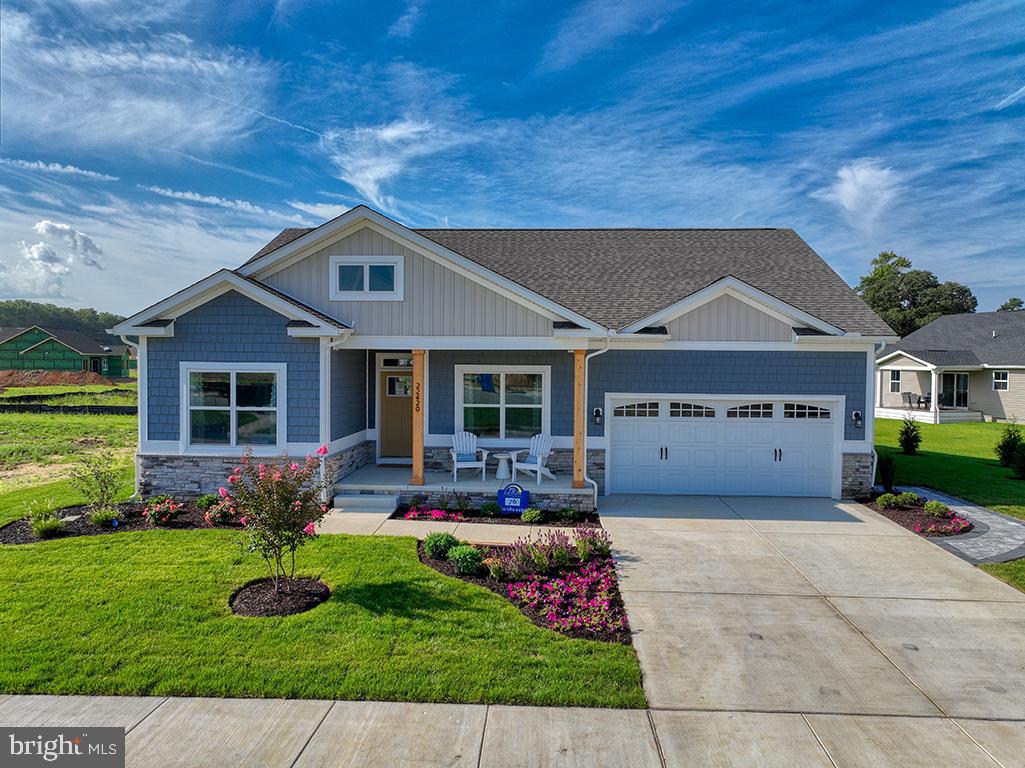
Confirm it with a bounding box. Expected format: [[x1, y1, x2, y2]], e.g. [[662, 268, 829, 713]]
[[414, 382, 422, 413]]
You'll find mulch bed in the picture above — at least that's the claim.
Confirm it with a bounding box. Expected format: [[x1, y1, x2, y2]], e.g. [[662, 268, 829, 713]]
[[418, 542, 631, 645], [0, 500, 241, 545], [229, 577, 331, 617], [865, 496, 974, 537], [394, 507, 601, 527]]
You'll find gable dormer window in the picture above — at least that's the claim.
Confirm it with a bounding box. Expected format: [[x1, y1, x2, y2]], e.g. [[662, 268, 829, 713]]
[[329, 254, 404, 301]]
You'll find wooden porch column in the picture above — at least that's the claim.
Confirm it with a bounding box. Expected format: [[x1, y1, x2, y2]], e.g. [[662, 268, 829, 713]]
[[411, 349, 425, 486], [572, 349, 586, 489]]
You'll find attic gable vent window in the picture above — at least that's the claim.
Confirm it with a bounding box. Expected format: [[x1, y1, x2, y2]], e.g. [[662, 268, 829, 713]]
[[329, 254, 404, 301]]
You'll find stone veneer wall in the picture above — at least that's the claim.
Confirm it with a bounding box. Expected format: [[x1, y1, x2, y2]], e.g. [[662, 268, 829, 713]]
[[841, 452, 874, 499], [324, 440, 376, 486], [353, 487, 595, 513], [138, 439, 378, 497], [423, 447, 606, 492]]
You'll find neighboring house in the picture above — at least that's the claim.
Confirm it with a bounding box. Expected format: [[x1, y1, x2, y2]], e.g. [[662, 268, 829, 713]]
[[0, 326, 131, 377], [111, 206, 894, 507], [875, 311, 1025, 424]]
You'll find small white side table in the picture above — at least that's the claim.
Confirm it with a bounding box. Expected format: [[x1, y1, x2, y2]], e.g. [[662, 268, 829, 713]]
[[493, 452, 511, 481]]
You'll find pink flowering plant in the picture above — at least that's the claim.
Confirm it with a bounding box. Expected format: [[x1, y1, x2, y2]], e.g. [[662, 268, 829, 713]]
[[506, 558, 628, 638], [403, 507, 464, 522], [143, 495, 184, 526], [912, 513, 972, 536], [218, 446, 329, 592]]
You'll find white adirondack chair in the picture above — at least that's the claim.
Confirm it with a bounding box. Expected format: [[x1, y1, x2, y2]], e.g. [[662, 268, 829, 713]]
[[510, 433, 556, 486], [450, 431, 489, 482]]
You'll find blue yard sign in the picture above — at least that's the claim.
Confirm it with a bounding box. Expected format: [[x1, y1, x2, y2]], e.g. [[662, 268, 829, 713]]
[[497, 483, 529, 514]]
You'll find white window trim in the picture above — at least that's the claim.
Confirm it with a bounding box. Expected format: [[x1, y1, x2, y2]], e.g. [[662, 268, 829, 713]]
[[454, 364, 551, 445], [329, 254, 404, 301], [179, 362, 287, 454], [889, 370, 901, 393], [993, 370, 1010, 391]]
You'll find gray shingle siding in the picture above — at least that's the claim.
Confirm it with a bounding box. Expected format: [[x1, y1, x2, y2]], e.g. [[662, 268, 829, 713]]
[[427, 349, 866, 441], [587, 350, 867, 440], [147, 290, 320, 442], [331, 348, 366, 440]]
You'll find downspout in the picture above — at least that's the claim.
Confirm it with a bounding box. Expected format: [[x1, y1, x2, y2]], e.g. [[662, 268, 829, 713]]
[[582, 333, 612, 508], [119, 335, 142, 499]]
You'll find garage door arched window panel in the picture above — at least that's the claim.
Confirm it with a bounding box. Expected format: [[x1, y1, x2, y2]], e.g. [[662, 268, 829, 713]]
[[669, 402, 715, 418], [783, 403, 831, 420], [613, 401, 659, 417], [726, 403, 774, 419], [456, 365, 550, 441]]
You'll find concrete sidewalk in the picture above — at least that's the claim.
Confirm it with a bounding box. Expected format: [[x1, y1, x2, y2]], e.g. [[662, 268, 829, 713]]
[[2, 694, 1024, 768]]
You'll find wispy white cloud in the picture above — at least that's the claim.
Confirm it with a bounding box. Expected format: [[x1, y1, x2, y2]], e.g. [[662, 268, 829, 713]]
[[320, 118, 466, 215], [286, 200, 349, 220], [0, 157, 118, 181], [387, 0, 425, 38], [813, 159, 903, 233], [539, 0, 684, 72], [995, 84, 1025, 110], [138, 185, 307, 223], [0, 7, 274, 152]]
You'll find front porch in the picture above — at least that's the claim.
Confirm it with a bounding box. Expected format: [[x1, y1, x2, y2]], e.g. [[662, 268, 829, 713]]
[[874, 406, 984, 424], [333, 464, 595, 511]]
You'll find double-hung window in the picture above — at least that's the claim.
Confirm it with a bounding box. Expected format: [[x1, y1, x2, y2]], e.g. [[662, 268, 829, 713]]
[[456, 365, 550, 440], [330, 255, 403, 301], [183, 364, 285, 449], [889, 370, 901, 393], [993, 371, 1009, 391]]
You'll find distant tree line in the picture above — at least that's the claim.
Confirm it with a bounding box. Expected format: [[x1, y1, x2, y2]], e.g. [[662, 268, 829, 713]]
[[0, 300, 124, 343]]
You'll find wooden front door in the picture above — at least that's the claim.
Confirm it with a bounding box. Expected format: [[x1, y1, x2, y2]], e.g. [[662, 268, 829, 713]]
[[379, 370, 413, 459]]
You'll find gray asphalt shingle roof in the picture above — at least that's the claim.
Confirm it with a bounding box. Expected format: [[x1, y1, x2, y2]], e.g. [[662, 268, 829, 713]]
[[247, 226, 893, 335], [879, 312, 1025, 367]]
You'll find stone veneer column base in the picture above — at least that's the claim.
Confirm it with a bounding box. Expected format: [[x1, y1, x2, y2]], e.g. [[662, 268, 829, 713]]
[[841, 452, 874, 499], [324, 440, 377, 487]]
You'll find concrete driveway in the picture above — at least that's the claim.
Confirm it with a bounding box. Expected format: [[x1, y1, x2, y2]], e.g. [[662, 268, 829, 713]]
[[604, 494, 1025, 765]]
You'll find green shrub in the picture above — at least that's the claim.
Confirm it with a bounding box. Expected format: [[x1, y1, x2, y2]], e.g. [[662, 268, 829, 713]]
[[89, 507, 122, 527], [479, 501, 501, 518], [556, 507, 579, 523], [876, 454, 897, 493], [1011, 443, 1025, 481], [520, 507, 544, 524], [29, 503, 63, 539], [196, 493, 220, 511], [876, 493, 900, 509], [68, 450, 121, 512], [996, 423, 1024, 468], [897, 491, 921, 507], [574, 528, 612, 561], [144, 495, 183, 526], [924, 500, 950, 518], [424, 532, 461, 559], [898, 417, 922, 455], [447, 545, 483, 575]]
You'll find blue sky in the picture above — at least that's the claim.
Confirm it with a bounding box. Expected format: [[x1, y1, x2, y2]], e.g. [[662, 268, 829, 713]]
[[1, 0, 1023, 315]]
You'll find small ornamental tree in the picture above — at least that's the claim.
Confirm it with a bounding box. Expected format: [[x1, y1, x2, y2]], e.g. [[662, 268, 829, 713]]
[[219, 446, 330, 592]]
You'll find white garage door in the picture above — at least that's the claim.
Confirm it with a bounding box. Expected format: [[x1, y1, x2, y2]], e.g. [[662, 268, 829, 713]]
[[608, 398, 838, 497]]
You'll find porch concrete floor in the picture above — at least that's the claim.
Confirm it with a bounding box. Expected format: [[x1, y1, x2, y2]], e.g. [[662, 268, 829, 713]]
[[333, 464, 590, 496]]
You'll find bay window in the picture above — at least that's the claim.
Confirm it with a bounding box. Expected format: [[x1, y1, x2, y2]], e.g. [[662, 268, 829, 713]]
[[456, 365, 550, 440]]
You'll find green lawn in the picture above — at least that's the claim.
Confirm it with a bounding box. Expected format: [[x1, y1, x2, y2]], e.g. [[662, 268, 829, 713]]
[[981, 559, 1025, 593], [875, 420, 1025, 520], [0, 531, 646, 707], [0, 469, 135, 527], [0, 383, 136, 398], [0, 412, 136, 469]]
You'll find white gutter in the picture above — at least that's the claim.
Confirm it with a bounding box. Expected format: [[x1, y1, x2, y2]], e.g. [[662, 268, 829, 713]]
[[582, 335, 613, 508]]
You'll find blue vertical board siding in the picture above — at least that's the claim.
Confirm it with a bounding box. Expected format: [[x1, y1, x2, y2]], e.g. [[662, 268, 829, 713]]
[[332, 348, 366, 439], [147, 291, 320, 442], [428, 350, 575, 435], [587, 350, 867, 440]]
